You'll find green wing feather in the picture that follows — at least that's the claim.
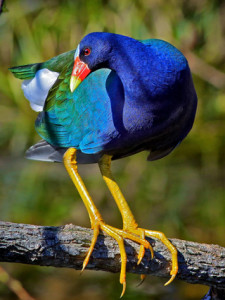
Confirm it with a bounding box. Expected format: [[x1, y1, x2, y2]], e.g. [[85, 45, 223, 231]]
[[9, 50, 75, 80]]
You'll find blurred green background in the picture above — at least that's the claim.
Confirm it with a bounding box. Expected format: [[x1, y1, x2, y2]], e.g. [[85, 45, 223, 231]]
[[0, 0, 225, 299]]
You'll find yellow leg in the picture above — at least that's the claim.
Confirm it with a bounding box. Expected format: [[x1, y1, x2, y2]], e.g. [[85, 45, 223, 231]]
[[64, 148, 103, 227], [63, 148, 150, 297], [99, 154, 178, 285]]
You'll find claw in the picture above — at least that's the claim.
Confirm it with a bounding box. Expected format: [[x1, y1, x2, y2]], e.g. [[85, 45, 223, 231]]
[[144, 229, 178, 284], [136, 274, 146, 287], [80, 225, 100, 274], [81, 253, 90, 273], [120, 281, 126, 298], [80, 265, 85, 274], [81, 259, 88, 273], [137, 241, 154, 265], [137, 228, 153, 264], [164, 274, 176, 286], [137, 245, 145, 265]]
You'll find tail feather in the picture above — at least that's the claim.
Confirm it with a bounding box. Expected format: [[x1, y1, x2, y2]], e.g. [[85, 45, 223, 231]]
[[25, 140, 66, 163], [26, 140, 102, 164], [9, 49, 75, 80], [9, 63, 40, 80]]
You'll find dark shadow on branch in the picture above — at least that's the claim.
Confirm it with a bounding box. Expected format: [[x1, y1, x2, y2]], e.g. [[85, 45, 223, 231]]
[[0, 221, 224, 291]]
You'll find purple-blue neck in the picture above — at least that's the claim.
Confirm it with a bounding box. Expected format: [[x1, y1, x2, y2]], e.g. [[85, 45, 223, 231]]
[[106, 37, 152, 103]]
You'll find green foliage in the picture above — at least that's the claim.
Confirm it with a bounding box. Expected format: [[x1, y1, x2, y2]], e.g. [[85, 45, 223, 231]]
[[0, 0, 224, 299]]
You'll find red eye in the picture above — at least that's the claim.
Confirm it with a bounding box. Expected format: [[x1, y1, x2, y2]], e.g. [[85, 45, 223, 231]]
[[84, 48, 91, 56]]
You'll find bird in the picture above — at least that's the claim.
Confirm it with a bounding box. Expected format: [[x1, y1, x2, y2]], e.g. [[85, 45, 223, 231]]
[[10, 32, 197, 297]]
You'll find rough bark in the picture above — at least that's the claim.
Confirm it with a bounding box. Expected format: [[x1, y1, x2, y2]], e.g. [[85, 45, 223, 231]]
[[0, 221, 224, 291]]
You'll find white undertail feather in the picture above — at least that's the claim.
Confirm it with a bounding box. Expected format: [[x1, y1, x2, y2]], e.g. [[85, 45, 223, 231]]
[[21, 68, 59, 112]]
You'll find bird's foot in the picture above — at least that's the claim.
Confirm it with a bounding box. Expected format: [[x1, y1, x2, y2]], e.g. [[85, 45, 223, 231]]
[[82, 221, 178, 297], [125, 227, 178, 286], [82, 220, 152, 297]]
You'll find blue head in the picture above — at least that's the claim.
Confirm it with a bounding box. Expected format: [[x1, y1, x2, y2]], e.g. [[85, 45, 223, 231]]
[[70, 32, 147, 92]]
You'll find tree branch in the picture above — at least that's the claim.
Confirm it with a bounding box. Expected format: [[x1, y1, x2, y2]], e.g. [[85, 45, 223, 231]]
[[0, 221, 224, 290]]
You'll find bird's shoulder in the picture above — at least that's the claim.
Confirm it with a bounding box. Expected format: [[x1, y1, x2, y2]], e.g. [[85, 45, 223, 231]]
[[141, 39, 188, 71]]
